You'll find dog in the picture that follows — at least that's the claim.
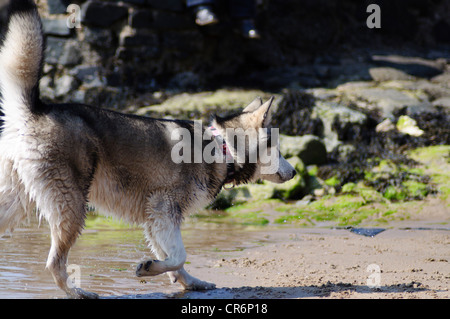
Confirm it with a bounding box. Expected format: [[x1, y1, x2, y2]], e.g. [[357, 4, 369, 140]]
[[0, 0, 296, 298]]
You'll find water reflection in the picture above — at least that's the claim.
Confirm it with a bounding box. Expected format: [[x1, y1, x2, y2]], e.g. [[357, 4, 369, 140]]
[[0, 218, 266, 299]]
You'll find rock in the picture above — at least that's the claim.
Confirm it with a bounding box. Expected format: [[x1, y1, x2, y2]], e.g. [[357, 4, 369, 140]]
[[371, 55, 445, 78], [42, 18, 71, 36], [311, 101, 367, 151], [295, 194, 313, 206], [341, 182, 356, 193], [45, 37, 67, 65], [375, 118, 396, 133], [44, 37, 81, 66], [130, 9, 153, 29], [82, 87, 129, 109], [403, 80, 450, 100], [279, 135, 327, 165], [313, 101, 367, 127], [247, 66, 322, 89], [208, 187, 249, 210], [208, 156, 308, 208], [168, 72, 203, 91], [115, 45, 160, 61], [47, 0, 71, 14], [270, 156, 307, 199], [271, 90, 322, 137], [43, 64, 54, 75], [341, 86, 430, 118], [70, 65, 99, 81], [39, 75, 55, 100], [431, 73, 450, 88], [81, 1, 129, 28], [162, 31, 204, 53], [70, 65, 105, 88], [58, 40, 82, 66], [335, 81, 373, 91], [307, 87, 338, 101], [327, 62, 373, 85], [396, 115, 424, 137], [432, 97, 450, 108], [333, 143, 356, 163], [116, 26, 160, 60], [119, 29, 158, 47], [83, 27, 113, 47], [54, 75, 79, 98], [313, 188, 326, 197], [369, 67, 415, 82], [70, 89, 87, 104], [135, 89, 275, 120]]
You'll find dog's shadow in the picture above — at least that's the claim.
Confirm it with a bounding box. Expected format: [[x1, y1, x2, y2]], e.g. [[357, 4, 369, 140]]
[[102, 282, 430, 299]]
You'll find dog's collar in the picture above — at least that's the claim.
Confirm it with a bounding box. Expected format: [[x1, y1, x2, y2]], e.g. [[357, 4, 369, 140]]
[[209, 126, 235, 187]]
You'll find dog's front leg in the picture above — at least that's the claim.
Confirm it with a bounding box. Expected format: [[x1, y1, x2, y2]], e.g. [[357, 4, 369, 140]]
[[136, 214, 215, 290], [137, 216, 186, 276]]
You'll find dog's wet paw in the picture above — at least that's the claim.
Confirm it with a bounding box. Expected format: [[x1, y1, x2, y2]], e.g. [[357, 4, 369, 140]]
[[136, 260, 154, 277], [67, 288, 99, 299], [185, 280, 216, 291]]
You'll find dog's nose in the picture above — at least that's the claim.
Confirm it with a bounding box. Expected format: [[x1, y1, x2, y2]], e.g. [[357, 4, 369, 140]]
[[291, 169, 297, 179]]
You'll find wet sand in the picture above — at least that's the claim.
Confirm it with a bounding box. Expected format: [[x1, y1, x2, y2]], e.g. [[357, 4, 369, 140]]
[[188, 224, 449, 299], [0, 204, 448, 299]]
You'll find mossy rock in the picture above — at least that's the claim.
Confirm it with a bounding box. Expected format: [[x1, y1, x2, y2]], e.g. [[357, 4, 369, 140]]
[[402, 180, 429, 198], [279, 134, 327, 165], [383, 185, 407, 201], [136, 89, 278, 120], [396, 115, 424, 136], [208, 156, 307, 209]]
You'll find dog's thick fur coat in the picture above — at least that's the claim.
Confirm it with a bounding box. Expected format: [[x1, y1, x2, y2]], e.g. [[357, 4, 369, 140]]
[[0, 0, 296, 298]]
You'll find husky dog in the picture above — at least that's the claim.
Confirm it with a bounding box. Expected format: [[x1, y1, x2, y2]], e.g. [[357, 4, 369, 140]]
[[0, 0, 296, 298]]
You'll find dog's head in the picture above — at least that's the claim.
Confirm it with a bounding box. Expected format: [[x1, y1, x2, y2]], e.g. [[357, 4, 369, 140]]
[[211, 97, 297, 185]]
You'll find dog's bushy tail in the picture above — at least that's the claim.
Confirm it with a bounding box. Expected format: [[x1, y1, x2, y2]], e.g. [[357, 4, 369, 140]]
[[0, 0, 44, 121], [0, 0, 43, 235]]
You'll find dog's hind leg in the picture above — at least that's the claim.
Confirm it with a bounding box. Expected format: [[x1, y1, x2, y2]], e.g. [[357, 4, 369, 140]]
[[44, 202, 98, 299], [36, 180, 98, 299]]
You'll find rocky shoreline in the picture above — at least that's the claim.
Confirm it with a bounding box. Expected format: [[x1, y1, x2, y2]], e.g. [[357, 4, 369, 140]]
[[0, 0, 448, 226], [131, 56, 450, 218], [2, 0, 450, 108]]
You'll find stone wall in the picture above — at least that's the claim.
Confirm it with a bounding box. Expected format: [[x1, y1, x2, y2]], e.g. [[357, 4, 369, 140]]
[[0, 0, 448, 108]]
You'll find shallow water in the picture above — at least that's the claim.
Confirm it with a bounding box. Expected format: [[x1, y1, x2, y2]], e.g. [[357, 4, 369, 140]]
[[0, 219, 267, 299], [2, 215, 447, 299]]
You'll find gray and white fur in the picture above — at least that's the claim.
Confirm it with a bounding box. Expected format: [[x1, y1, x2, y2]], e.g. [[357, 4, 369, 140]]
[[0, 0, 296, 298]]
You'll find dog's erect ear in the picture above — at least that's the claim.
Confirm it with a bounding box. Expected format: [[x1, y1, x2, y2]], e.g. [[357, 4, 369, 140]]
[[243, 96, 263, 113], [253, 96, 274, 128]]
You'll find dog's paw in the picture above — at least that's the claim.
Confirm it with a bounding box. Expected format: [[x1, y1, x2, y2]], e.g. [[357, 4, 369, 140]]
[[184, 279, 216, 291], [136, 260, 153, 277], [136, 259, 163, 276], [67, 288, 99, 299]]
